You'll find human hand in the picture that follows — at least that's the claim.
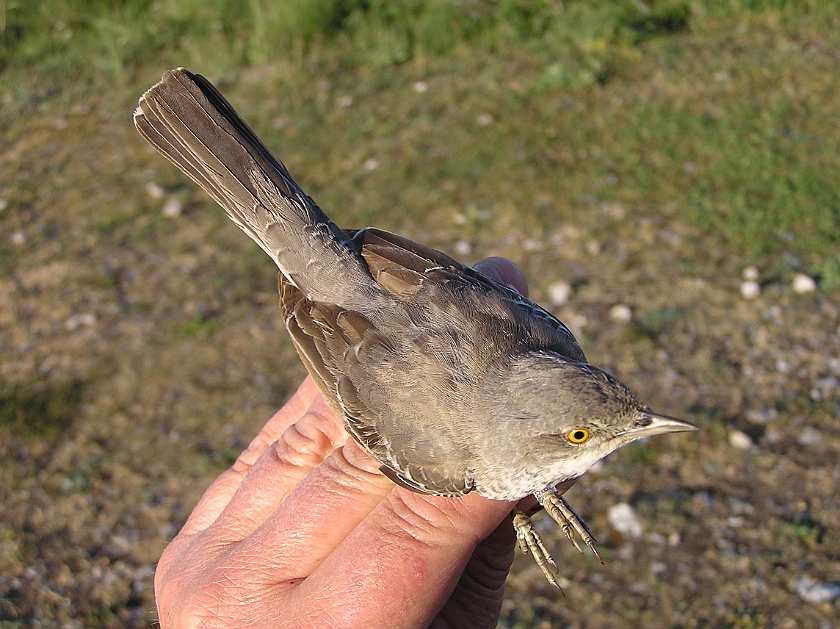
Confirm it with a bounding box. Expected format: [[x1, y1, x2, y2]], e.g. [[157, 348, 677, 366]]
[[154, 258, 537, 629]]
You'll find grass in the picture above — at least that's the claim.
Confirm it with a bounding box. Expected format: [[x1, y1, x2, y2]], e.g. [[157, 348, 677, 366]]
[[2, 4, 840, 627], [0, 379, 84, 439]]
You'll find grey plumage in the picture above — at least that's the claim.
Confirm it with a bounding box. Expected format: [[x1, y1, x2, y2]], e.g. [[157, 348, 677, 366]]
[[135, 68, 697, 589]]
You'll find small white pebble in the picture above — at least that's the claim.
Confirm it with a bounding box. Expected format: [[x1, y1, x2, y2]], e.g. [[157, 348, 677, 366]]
[[728, 430, 752, 449], [764, 428, 781, 444], [775, 359, 792, 374], [764, 305, 781, 321], [728, 497, 755, 515], [585, 240, 601, 255], [453, 240, 472, 256], [10, 230, 25, 245], [742, 266, 759, 281], [791, 576, 840, 604], [65, 313, 97, 330], [522, 238, 542, 252], [740, 281, 760, 299], [600, 202, 626, 219], [548, 281, 572, 307], [0, 198, 8, 211], [476, 113, 493, 126], [363, 158, 379, 171], [797, 426, 821, 446], [727, 516, 745, 527], [413, 81, 428, 93], [162, 197, 183, 218], [145, 182, 165, 200], [609, 304, 632, 323], [646, 532, 666, 544], [667, 532, 681, 547], [745, 408, 778, 424], [650, 561, 667, 575], [608, 503, 643, 539], [792, 273, 816, 294], [815, 376, 838, 392], [336, 95, 353, 108]]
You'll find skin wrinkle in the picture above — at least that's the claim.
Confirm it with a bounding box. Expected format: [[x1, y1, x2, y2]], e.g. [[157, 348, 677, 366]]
[[237, 378, 325, 471], [291, 400, 348, 449], [292, 495, 493, 627], [307, 589, 357, 629], [329, 437, 386, 478], [225, 445, 394, 581], [270, 421, 336, 469], [305, 545, 436, 629], [380, 494, 459, 549], [209, 402, 358, 545], [177, 574, 240, 629], [327, 493, 509, 621]]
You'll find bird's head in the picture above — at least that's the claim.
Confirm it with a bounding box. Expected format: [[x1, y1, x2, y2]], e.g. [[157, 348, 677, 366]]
[[495, 353, 697, 491]]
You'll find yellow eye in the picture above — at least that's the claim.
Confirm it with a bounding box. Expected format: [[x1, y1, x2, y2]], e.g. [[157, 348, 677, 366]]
[[567, 428, 590, 444]]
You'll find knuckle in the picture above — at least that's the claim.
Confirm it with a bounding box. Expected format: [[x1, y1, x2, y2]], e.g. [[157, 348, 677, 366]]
[[318, 443, 391, 497], [264, 407, 345, 471], [380, 493, 459, 547]]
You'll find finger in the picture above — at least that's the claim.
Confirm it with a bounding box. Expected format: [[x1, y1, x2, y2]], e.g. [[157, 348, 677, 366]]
[[432, 515, 516, 629], [238, 376, 326, 468], [155, 439, 398, 628], [474, 257, 529, 297], [179, 377, 333, 538], [218, 438, 394, 576], [293, 490, 515, 629], [201, 390, 349, 543]]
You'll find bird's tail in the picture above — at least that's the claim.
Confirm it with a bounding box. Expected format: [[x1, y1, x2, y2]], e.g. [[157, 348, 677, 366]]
[[133, 68, 375, 306]]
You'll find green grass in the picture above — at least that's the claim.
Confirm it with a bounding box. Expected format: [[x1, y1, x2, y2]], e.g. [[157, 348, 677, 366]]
[[2, 0, 839, 266], [0, 379, 84, 439], [176, 309, 222, 338], [2, 5, 839, 626]]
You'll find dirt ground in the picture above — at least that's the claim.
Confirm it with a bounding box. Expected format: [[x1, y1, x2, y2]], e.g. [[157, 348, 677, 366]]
[[2, 46, 839, 629]]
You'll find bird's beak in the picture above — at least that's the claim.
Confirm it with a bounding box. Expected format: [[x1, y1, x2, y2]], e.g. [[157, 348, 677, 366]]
[[624, 410, 698, 438]]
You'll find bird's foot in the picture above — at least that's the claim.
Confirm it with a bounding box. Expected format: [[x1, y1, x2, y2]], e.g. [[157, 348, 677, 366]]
[[537, 489, 603, 564], [512, 509, 563, 592]]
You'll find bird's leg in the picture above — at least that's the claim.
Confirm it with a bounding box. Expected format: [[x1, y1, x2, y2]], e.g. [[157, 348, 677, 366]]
[[537, 489, 603, 564], [512, 509, 563, 592]]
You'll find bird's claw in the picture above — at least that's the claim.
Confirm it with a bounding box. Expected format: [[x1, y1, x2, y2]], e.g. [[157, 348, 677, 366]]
[[538, 489, 603, 564], [512, 509, 564, 593]]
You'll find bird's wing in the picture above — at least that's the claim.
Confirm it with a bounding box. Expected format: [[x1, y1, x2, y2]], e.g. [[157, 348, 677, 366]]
[[347, 227, 587, 363], [280, 277, 476, 497]]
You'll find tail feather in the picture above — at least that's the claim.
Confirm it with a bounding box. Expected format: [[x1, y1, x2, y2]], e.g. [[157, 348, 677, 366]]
[[134, 68, 374, 305]]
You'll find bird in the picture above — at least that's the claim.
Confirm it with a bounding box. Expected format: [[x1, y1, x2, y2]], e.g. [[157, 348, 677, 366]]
[[134, 68, 697, 589]]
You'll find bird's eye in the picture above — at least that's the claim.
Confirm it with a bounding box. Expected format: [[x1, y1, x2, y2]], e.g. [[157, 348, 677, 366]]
[[567, 428, 590, 444]]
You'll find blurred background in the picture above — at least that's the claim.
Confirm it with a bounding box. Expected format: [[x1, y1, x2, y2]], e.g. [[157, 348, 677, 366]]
[[1, 1, 838, 627]]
